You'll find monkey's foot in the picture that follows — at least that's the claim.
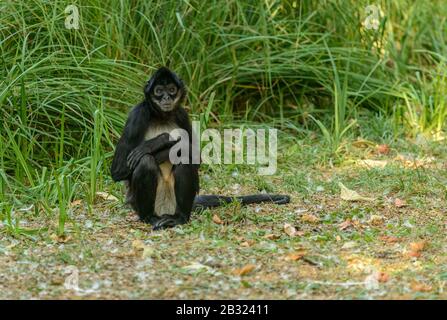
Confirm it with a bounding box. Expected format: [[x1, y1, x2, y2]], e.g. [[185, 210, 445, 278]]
[[152, 215, 186, 230]]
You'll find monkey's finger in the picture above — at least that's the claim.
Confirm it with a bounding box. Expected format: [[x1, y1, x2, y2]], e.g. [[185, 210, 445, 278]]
[[152, 216, 173, 230], [127, 155, 139, 170], [127, 149, 144, 168], [126, 154, 136, 169]]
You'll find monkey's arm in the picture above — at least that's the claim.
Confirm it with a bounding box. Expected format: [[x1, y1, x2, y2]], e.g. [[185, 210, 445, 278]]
[[111, 136, 133, 182], [111, 103, 149, 182], [126, 134, 180, 171]]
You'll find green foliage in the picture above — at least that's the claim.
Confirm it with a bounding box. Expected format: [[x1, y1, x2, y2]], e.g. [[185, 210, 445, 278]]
[[0, 0, 446, 212]]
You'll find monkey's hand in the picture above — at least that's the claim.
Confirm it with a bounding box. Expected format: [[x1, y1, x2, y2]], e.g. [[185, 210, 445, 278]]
[[127, 133, 179, 171]]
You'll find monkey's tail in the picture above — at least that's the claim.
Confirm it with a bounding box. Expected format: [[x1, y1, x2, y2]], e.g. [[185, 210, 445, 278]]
[[193, 194, 290, 212]]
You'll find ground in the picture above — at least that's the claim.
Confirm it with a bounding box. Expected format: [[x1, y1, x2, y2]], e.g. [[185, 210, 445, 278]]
[[1, 136, 446, 299]]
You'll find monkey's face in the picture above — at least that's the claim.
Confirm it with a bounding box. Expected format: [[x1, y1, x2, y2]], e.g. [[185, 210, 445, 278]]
[[150, 82, 181, 112], [145, 67, 186, 113]]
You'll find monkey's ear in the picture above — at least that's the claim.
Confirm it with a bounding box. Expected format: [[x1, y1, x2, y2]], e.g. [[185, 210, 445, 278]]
[[144, 75, 157, 98], [144, 81, 151, 97]]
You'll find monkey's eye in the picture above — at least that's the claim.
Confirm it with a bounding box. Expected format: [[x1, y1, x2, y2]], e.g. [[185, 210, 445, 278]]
[[154, 86, 164, 96], [167, 85, 177, 95]]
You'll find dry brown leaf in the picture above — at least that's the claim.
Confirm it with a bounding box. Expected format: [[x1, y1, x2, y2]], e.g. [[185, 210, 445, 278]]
[[377, 144, 390, 155], [50, 234, 71, 243], [132, 240, 156, 258], [70, 199, 82, 207], [378, 272, 390, 283], [240, 240, 255, 247], [283, 223, 298, 237], [264, 234, 280, 240], [379, 235, 399, 243], [285, 251, 306, 261], [406, 241, 427, 258], [394, 198, 407, 208], [132, 239, 145, 251], [339, 182, 374, 201], [411, 281, 432, 292], [301, 214, 320, 224], [96, 191, 118, 202], [342, 241, 358, 249], [233, 264, 256, 276], [369, 215, 384, 226], [142, 246, 156, 258], [357, 159, 388, 169], [410, 241, 426, 252], [407, 250, 421, 258], [394, 155, 435, 169], [339, 219, 352, 230], [212, 214, 223, 225]]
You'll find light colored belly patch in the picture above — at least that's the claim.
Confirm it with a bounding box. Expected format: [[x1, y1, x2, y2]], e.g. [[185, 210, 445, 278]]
[[145, 121, 178, 216]]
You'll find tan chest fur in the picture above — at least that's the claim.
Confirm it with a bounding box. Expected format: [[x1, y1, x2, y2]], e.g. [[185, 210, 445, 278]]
[[145, 121, 179, 216]]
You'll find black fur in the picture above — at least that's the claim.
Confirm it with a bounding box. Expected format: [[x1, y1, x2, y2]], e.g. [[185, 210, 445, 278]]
[[111, 67, 290, 230]]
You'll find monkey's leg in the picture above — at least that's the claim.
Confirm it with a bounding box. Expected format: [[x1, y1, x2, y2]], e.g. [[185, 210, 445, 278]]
[[129, 155, 161, 224], [152, 164, 198, 230]]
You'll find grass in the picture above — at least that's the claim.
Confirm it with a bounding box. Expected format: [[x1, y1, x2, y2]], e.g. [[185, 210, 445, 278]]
[[0, 0, 446, 299], [1, 133, 446, 299]]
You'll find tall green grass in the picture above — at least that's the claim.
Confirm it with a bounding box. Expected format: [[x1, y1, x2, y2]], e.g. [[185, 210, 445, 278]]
[[0, 0, 446, 232]]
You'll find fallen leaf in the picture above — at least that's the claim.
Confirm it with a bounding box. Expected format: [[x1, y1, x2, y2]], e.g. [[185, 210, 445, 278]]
[[407, 250, 421, 258], [283, 223, 298, 237], [233, 264, 256, 276], [264, 234, 279, 240], [132, 239, 145, 251], [411, 281, 432, 292], [406, 241, 427, 258], [50, 234, 71, 243], [377, 144, 390, 155], [342, 241, 358, 249], [394, 154, 435, 169], [339, 219, 352, 230], [70, 199, 82, 207], [212, 214, 223, 225], [50, 277, 65, 285], [357, 159, 388, 169], [364, 272, 379, 290], [339, 182, 374, 201], [240, 240, 255, 247], [364, 271, 390, 290], [394, 198, 407, 208], [142, 246, 156, 258], [96, 192, 118, 202], [369, 215, 385, 226], [183, 262, 213, 273], [128, 212, 140, 221], [379, 235, 399, 243], [378, 272, 390, 283], [410, 241, 426, 252], [285, 251, 306, 261], [301, 214, 320, 224], [132, 240, 156, 258]]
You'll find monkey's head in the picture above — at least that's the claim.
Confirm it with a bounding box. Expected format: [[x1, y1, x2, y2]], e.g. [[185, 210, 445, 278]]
[[145, 67, 185, 113]]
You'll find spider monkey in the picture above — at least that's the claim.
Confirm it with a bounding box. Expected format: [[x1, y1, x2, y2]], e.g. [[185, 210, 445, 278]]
[[111, 67, 290, 230]]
